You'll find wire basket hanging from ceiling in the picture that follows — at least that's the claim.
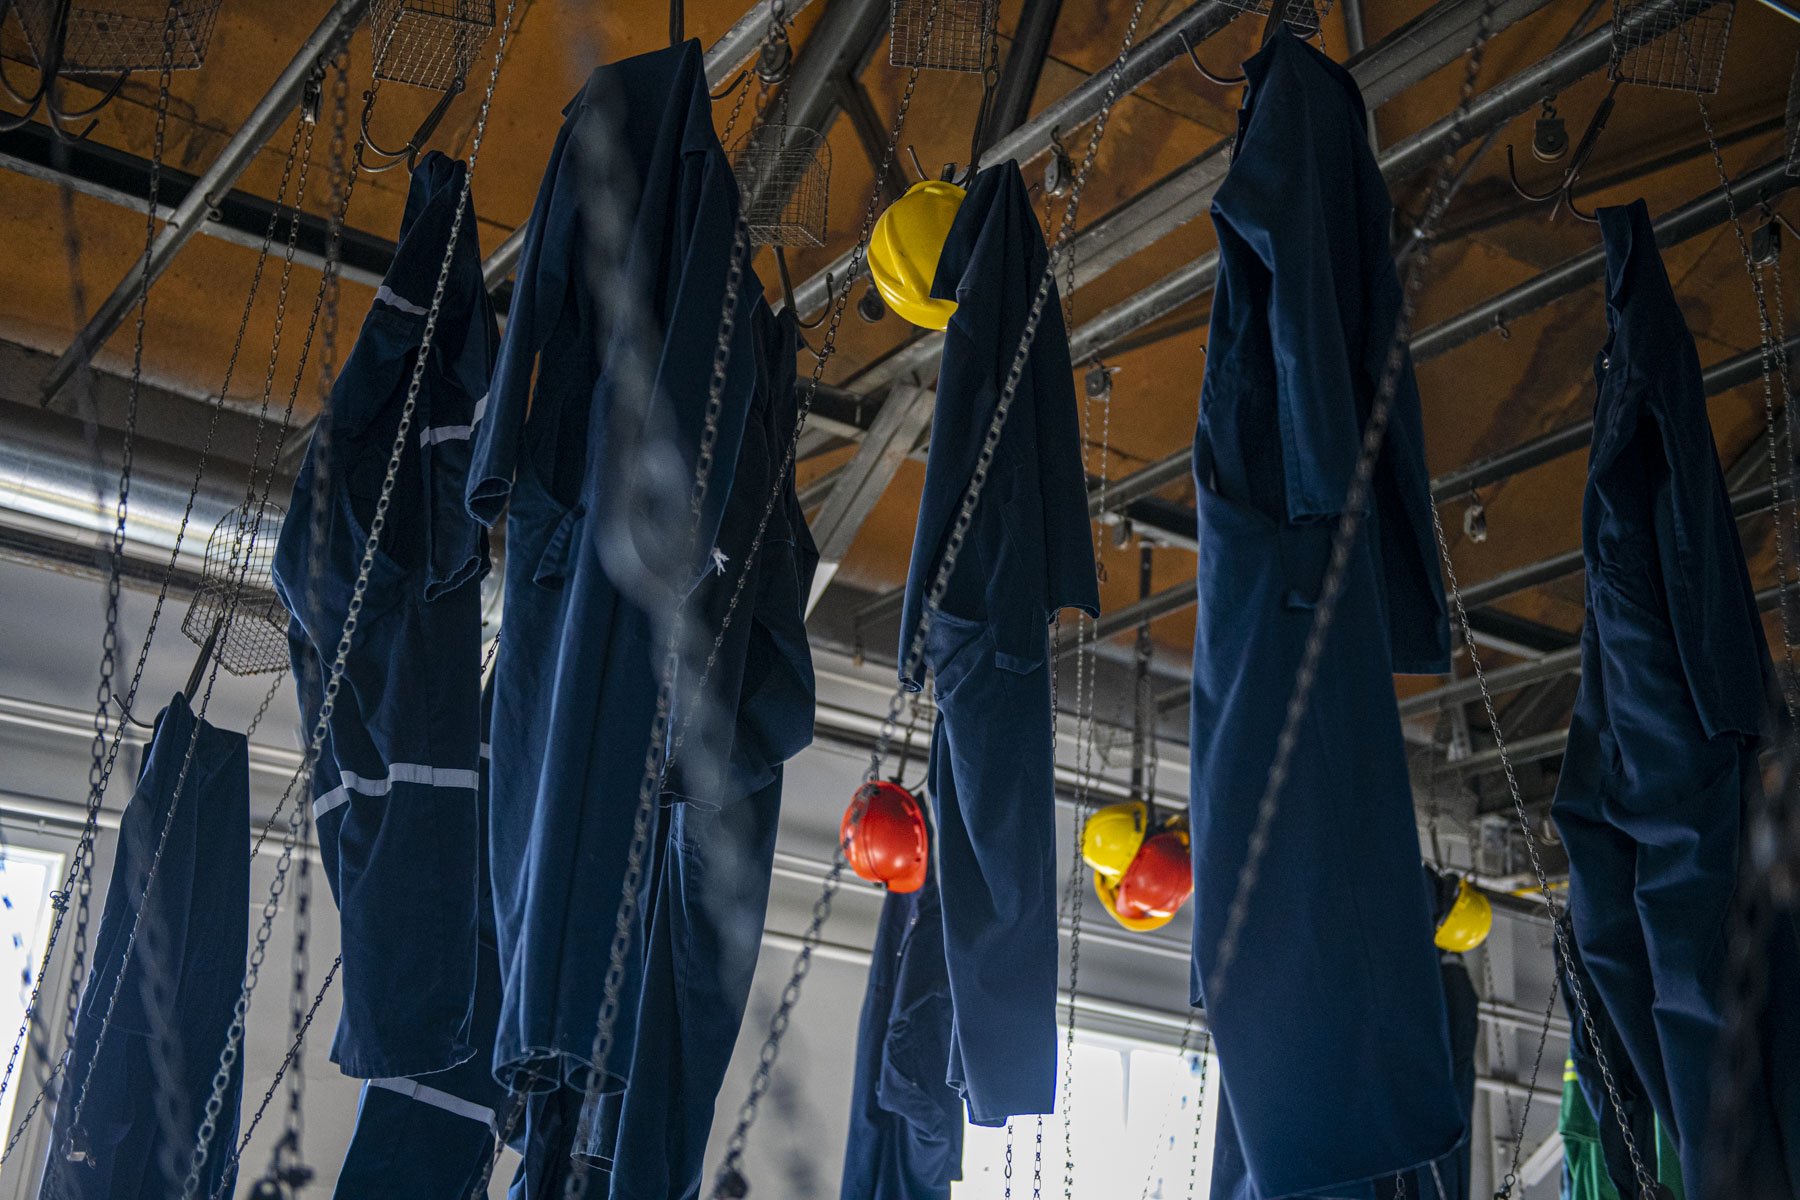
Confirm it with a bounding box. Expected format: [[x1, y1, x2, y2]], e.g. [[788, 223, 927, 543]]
[[732, 123, 831, 247], [181, 504, 290, 678], [11, 0, 221, 74], [1609, 0, 1734, 95], [369, 0, 494, 92], [1214, 0, 1331, 40], [888, 0, 999, 73]]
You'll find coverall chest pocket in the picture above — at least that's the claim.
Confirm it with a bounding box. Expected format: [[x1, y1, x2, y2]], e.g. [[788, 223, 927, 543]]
[[925, 610, 993, 707]]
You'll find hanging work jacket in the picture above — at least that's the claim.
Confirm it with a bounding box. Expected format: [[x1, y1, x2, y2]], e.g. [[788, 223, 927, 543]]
[[839, 836, 964, 1200], [1187, 30, 1462, 1198], [40, 694, 249, 1200], [465, 37, 761, 1101], [900, 160, 1098, 1126], [274, 151, 495, 1079], [589, 300, 820, 1200], [1550, 199, 1797, 1199]]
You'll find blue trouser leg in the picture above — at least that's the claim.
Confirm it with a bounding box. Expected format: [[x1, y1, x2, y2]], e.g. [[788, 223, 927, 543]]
[[925, 612, 1056, 1126], [332, 1083, 495, 1199], [602, 776, 783, 1199], [508, 1087, 585, 1200]]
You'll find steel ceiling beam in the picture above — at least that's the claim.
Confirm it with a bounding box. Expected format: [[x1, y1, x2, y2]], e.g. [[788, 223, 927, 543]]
[[480, 0, 824, 287], [1432, 332, 1800, 500], [38, 0, 372, 405], [1411, 158, 1799, 362]]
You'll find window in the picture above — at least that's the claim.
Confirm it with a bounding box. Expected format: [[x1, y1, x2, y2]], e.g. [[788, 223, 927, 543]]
[[0, 846, 66, 1138], [955, 1033, 1221, 1200]]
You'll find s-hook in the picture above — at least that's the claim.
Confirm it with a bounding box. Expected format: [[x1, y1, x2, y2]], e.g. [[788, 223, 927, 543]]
[[0, 2, 129, 141], [356, 75, 464, 175], [1505, 79, 1620, 224]]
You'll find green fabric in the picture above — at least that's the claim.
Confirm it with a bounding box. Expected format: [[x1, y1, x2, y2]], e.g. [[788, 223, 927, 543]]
[[1558, 1059, 1684, 1200]]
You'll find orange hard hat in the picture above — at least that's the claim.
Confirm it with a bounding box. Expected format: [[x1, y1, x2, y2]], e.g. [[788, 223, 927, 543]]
[[1115, 830, 1193, 919], [842, 781, 929, 893]]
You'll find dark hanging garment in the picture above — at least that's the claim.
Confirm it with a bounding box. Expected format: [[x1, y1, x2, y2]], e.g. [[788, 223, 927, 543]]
[[330, 678, 507, 1199], [1187, 31, 1461, 1198], [41, 693, 249, 1200], [897, 160, 1098, 1126], [465, 38, 760, 1096], [588, 301, 818, 1200], [1551, 199, 1796, 1199], [839, 844, 964, 1200], [273, 151, 495, 1079]]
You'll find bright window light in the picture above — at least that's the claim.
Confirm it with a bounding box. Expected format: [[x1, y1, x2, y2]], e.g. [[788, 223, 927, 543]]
[[0, 846, 66, 1138], [955, 1033, 1220, 1200]]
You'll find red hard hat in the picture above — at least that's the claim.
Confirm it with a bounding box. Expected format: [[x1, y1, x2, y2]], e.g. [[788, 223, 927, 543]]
[[1115, 831, 1193, 919], [842, 781, 929, 893]]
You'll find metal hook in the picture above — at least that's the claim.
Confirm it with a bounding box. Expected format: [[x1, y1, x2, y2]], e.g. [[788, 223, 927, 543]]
[[905, 144, 927, 185], [1176, 29, 1245, 88], [357, 76, 464, 175], [709, 68, 750, 102], [0, 13, 127, 143], [775, 248, 832, 330], [1504, 80, 1619, 221]]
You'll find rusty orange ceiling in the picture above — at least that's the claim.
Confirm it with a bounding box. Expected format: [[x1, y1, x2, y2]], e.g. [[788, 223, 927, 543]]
[[3, 0, 1799, 681]]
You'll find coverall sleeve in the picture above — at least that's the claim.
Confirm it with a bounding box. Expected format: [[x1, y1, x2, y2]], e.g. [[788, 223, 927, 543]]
[[466, 121, 579, 527], [1649, 400, 1771, 741], [1224, 66, 1363, 522]]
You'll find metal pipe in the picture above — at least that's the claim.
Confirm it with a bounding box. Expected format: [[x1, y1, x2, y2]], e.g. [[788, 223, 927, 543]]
[[1412, 158, 1799, 362], [1399, 645, 1583, 717], [39, 0, 372, 404], [479, 0, 822, 287], [1431, 333, 1800, 500]]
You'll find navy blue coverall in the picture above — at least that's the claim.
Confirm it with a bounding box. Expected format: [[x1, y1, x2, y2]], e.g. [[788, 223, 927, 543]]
[[899, 160, 1098, 1127], [41, 693, 248, 1200], [1187, 31, 1462, 1198], [1551, 200, 1797, 1198], [580, 300, 819, 1200], [466, 38, 759, 1101], [839, 838, 964, 1200], [274, 152, 495, 1079], [330, 680, 507, 1199]]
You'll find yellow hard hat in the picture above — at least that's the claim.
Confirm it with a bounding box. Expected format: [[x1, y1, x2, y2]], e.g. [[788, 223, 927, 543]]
[[867, 179, 964, 330], [1095, 870, 1174, 933], [1082, 801, 1148, 879], [1434, 877, 1493, 953]]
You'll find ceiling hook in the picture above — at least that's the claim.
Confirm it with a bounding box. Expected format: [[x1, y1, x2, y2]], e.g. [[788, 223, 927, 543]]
[[1505, 80, 1620, 220], [1176, 28, 1245, 88]]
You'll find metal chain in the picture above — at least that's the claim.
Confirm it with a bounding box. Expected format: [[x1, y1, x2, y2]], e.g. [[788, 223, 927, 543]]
[[708, 0, 1152, 1190], [47, 0, 178, 1125], [668, 2, 936, 778], [0, 56, 324, 1133], [1005, 1121, 1015, 1199], [243, 672, 288, 741], [559, 17, 775, 1199], [181, 5, 520, 1184], [1188, 1036, 1208, 1200], [463, 1091, 529, 1200], [1032, 1114, 1045, 1200], [1137, 1016, 1209, 1200], [202, 956, 340, 1200]]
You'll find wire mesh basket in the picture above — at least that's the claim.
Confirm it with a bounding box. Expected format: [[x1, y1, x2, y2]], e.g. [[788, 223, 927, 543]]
[[1214, 0, 1332, 40], [732, 123, 830, 248], [11, 0, 221, 74], [181, 504, 290, 678], [1786, 54, 1800, 177], [889, 0, 998, 73], [369, 0, 494, 92], [1610, 0, 1734, 95]]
